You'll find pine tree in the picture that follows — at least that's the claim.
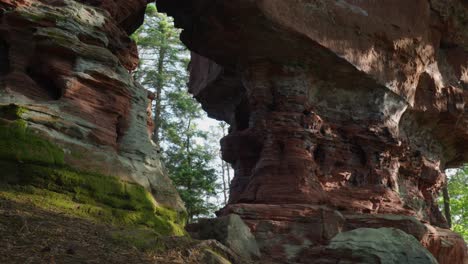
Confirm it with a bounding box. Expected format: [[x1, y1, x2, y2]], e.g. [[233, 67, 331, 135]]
[[133, 5, 220, 222], [219, 122, 230, 205], [162, 85, 219, 222], [132, 5, 187, 146]]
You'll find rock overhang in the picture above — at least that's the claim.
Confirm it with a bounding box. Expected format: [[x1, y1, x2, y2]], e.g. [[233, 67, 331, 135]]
[[157, 0, 468, 263], [157, 0, 468, 167]]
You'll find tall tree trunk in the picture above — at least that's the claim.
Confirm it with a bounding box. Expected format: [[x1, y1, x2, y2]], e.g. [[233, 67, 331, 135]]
[[152, 46, 167, 146], [226, 162, 231, 187], [185, 118, 194, 222], [442, 181, 452, 228], [185, 118, 192, 166], [221, 123, 232, 190], [221, 157, 227, 205], [219, 123, 228, 205]]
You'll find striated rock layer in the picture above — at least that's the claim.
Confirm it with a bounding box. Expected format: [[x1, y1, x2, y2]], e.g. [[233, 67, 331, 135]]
[[0, 0, 184, 212], [158, 0, 468, 263]]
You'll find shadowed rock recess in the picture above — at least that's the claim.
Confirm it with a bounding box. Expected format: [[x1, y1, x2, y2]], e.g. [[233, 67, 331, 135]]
[[158, 0, 468, 263]]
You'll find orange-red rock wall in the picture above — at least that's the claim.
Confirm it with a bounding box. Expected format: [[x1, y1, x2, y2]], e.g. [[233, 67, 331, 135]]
[[0, 0, 184, 212], [159, 0, 468, 263]]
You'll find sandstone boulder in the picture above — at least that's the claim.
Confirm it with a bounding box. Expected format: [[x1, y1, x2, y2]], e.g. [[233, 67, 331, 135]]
[[314, 227, 439, 264], [189, 214, 261, 261]]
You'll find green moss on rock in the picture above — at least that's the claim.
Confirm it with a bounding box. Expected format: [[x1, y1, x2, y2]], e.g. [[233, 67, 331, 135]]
[[0, 104, 185, 236], [0, 162, 186, 236], [0, 104, 64, 165]]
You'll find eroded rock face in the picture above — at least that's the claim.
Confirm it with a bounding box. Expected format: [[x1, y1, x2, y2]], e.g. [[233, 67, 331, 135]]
[[158, 0, 467, 263], [309, 227, 439, 264], [188, 214, 261, 261], [0, 0, 184, 212]]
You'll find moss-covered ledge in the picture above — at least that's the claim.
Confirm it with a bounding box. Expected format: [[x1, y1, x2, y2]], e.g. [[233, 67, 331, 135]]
[[0, 104, 64, 165], [0, 104, 187, 236]]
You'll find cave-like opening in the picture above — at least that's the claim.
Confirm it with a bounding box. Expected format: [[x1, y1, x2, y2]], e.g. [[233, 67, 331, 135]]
[[132, 4, 233, 222], [25, 64, 62, 101]]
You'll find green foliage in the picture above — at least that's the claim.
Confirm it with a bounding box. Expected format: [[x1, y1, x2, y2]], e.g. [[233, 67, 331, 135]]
[[0, 161, 186, 236], [447, 167, 468, 240], [0, 104, 64, 166], [134, 6, 220, 221], [161, 91, 219, 222], [161, 82, 219, 221], [164, 137, 219, 221], [145, 4, 157, 16], [132, 4, 187, 91], [161, 85, 219, 221]]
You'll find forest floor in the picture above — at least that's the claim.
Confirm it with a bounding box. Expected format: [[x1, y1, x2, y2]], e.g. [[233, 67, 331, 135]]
[[0, 197, 228, 264]]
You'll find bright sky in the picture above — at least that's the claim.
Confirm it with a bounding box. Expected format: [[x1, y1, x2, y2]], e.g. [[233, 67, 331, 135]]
[[198, 113, 223, 130]]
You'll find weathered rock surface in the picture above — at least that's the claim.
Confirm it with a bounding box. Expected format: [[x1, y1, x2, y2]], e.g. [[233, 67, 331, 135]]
[[188, 214, 261, 261], [308, 227, 439, 264], [158, 0, 468, 263], [0, 0, 184, 212]]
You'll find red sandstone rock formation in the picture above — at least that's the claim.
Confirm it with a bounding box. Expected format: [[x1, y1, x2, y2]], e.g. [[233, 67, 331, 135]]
[[2, 0, 467, 262], [159, 0, 468, 263], [0, 0, 184, 211]]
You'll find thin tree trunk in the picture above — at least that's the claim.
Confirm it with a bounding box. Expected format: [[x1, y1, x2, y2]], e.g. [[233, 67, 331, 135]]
[[185, 118, 192, 166], [226, 162, 231, 187], [220, 122, 231, 202], [185, 118, 194, 222], [152, 46, 167, 145], [442, 182, 452, 228], [221, 155, 227, 205]]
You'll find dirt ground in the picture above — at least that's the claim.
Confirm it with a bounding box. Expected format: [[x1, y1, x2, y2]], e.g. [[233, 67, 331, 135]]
[[0, 198, 224, 264]]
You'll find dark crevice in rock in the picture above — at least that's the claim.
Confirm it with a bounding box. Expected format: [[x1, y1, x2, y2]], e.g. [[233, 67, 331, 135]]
[[26, 65, 62, 100], [439, 41, 459, 50], [78, 33, 105, 47], [234, 97, 250, 131], [116, 115, 125, 145], [356, 145, 367, 166], [78, 0, 101, 7], [349, 173, 364, 187], [38, 0, 67, 7], [313, 144, 325, 164], [0, 38, 9, 76], [119, 6, 146, 35]]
